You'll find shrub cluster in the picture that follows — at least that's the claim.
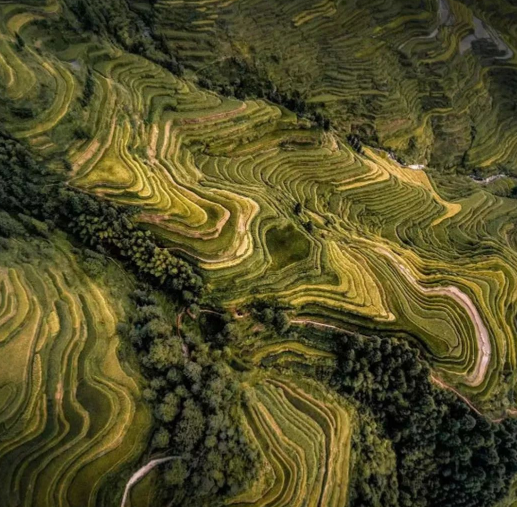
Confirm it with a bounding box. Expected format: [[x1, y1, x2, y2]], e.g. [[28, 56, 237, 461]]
[[329, 332, 517, 507], [0, 131, 202, 302], [121, 290, 259, 504]]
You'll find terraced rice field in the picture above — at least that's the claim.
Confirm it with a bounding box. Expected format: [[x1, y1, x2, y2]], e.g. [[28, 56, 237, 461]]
[[151, 0, 517, 171], [0, 239, 151, 507], [231, 377, 352, 507], [3, 0, 517, 505], [2, 0, 517, 403]]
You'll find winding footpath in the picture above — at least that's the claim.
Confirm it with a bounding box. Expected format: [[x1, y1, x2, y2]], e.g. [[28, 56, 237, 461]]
[[290, 318, 352, 334], [470, 173, 507, 185], [121, 457, 178, 507], [376, 247, 491, 387], [291, 318, 515, 422], [291, 242, 492, 388]]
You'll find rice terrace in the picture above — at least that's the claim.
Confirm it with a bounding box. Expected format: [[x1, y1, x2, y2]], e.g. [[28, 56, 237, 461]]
[[1, 0, 517, 506]]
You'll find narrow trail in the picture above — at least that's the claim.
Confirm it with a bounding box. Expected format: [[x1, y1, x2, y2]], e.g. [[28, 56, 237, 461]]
[[291, 318, 514, 422], [176, 309, 189, 357], [471, 173, 507, 185], [290, 318, 353, 335], [120, 456, 178, 507], [176, 310, 184, 340], [430, 374, 517, 424], [187, 308, 196, 320], [430, 374, 487, 419], [376, 247, 491, 387], [199, 308, 223, 316]]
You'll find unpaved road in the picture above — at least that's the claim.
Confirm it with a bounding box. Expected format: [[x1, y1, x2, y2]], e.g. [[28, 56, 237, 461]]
[[121, 456, 178, 507], [377, 247, 491, 387], [290, 318, 352, 335], [460, 16, 513, 59]]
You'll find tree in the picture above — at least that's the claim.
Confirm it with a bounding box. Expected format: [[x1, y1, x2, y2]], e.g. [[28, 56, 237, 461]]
[[80, 69, 95, 107], [15, 32, 25, 50], [0, 212, 26, 237], [174, 399, 205, 452], [156, 393, 180, 423], [164, 459, 188, 487], [142, 387, 157, 402], [304, 220, 314, 234], [330, 331, 517, 507], [153, 427, 171, 448], [145, 338, 184, 370], [261, 308, 275, 324], [275, 310, 290, 331], [120, 289, 259, 501]]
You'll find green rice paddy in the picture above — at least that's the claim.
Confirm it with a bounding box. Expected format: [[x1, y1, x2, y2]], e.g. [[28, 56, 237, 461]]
[[2, 0, 517, 504]]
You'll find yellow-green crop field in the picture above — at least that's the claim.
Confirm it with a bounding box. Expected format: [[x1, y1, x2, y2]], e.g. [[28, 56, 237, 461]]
[[1, 0, 517, 392], [231, 377, 353, 507], [2, 0, 517, 505], [3, 3, 514, 396], [0, 237, 151, 507]]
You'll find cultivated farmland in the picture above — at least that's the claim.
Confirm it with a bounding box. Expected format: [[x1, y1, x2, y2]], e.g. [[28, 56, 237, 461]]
[[0, 237, 151, 507], [2, 0, 517, 505]]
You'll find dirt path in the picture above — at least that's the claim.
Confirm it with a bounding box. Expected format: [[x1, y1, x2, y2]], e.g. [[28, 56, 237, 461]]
[[471, 173, 507, 185], [200, 308, 223, 316], [376, 247, 490, 387], [460, 16, 514, 59], [431, 374, 485, 417], [121, 456, 178, 507], [430, 374, 517, 423], [290, 318, 352, 335], [292, 318, 515, 421], [176, 310, 189, 357], [176, 310, 184, 340], [180, 102, 247, 125]]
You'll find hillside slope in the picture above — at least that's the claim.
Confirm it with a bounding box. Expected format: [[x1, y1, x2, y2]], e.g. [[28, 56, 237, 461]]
[[1, 1, 517, 506]]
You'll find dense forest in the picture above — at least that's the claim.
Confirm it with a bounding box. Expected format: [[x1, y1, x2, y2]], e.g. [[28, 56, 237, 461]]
[[2, 0, 517, 506], [4, 117, 517, 506]]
